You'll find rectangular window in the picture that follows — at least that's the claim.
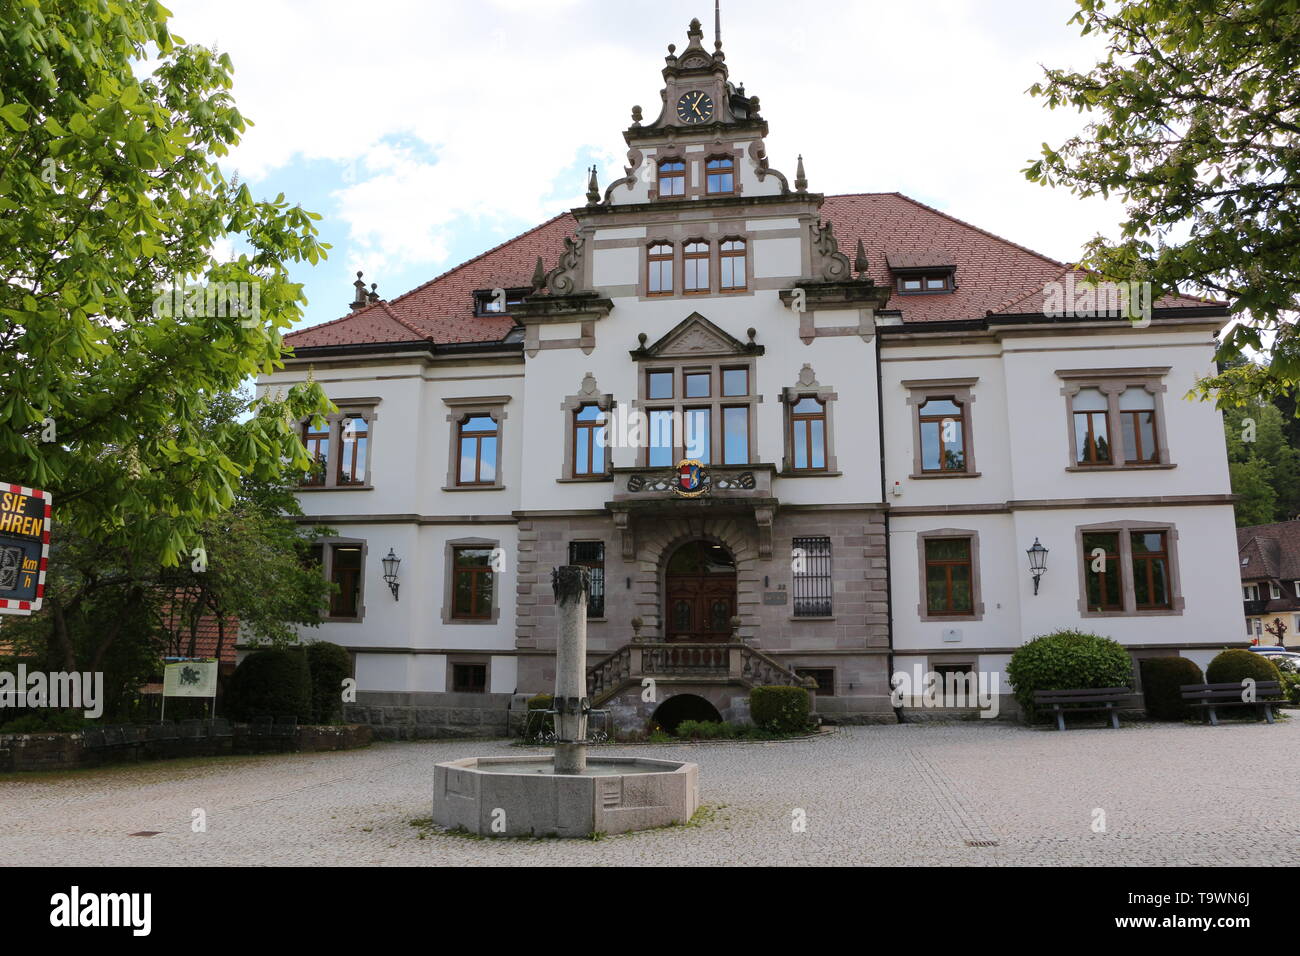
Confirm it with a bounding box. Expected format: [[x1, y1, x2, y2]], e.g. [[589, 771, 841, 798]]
[[924, 538, 973, 616], [684, 370, 711, 398], [647, 243, 674, 295], [1243, 584, 1259, 601], [719, 239, 747, 291], [683, 241, 709, 294], [795, 668, 835, 696], [722, 406, 749, 464], [457, 414, 498, 486], [706, 157, 735, 195], [451, 547, 494, 620], [648, 409, 675, 467], [302, 421, 330, 486], [917, 397, 967, 473], [337, 416, 368, 485], [1082, 532, 1123, 611], [329, 545, 363, 618], [1119, 387, 1159, 464], [721, 367, 748, 397], [657, 160, 685, 197], [932, 664, 975, 705], [684, 407, 710, 462], [451, 663, 487, 694], [573, 404, 606, 477], [1130, 531, 1171, 610], [792, 536, 832, 617], [647, 369, 674, 400], [568, 541, 605, 618], [1072, 388, 1111, 465], [790, 397, 827, 471], [1269, 581, 1282, 600]]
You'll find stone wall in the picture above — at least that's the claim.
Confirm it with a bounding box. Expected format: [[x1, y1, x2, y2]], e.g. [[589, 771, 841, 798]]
[[345, 691, 512, 740]]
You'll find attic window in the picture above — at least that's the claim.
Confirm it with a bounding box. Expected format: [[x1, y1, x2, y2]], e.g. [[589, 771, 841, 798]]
[[474, 289, 528, 315], [895, 271, 954, 294]]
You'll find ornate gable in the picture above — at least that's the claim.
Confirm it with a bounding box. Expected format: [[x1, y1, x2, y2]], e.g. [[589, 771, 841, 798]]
[[630, 312, 763, 359]]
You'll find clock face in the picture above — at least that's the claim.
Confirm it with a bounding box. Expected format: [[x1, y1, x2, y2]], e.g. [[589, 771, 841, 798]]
[[676, 90, 715, 125]]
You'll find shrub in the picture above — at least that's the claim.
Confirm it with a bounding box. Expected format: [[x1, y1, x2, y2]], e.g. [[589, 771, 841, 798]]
[[749, 685, 811, 734], [1205, 649, 1282, 690], [1006, 629, 1133, 721], [523, 693, 554, 736], [1139, 657, 1205, 720], [675, 719, 740, 740], [0, 711, 87, 734], [305, 641, 352, 724], [226, 648, 311, 722]]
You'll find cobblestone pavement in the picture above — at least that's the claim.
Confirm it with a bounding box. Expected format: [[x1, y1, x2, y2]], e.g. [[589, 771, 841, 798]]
[[1, 720, 1293, 866]]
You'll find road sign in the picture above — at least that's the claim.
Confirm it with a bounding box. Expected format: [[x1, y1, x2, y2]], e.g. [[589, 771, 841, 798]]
[[0, 485, 51, 616]]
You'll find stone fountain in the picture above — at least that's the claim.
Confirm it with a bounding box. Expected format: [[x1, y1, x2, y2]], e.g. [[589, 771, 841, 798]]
[[431, 566, 699, 837]]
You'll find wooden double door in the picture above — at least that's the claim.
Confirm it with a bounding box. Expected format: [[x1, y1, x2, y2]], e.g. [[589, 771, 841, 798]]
[[664, 541, 737, 642]]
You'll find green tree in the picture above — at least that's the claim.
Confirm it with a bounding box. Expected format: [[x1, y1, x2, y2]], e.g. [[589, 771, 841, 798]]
[[0, 0, 331, 565], [1223, 396, 1300, 523], [1026, 0, 1300, 407]]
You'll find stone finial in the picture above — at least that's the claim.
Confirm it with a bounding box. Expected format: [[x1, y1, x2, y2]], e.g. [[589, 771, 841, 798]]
[[748, 95, 761, 116], [586, 165, 600, 205], [531, 255, 547, 291], [637, 331, 648, 348], [551, 565, 590, 608], [797, 363, 819, 387], [688, 17, 702, 36], [350, 271, 368, 311], [854, 239, 869, 276], [747, 327, 757, 344], [631, 105, 643, 126], [631, 616, 644, 642], [795, 154, 807, 193], [368, 282, 379, 304]]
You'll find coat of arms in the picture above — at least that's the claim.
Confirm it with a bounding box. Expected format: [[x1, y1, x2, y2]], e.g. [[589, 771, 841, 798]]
[[675, 459, 708, 498]]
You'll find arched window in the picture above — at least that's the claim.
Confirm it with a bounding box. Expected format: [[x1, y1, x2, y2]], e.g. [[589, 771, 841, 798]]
[[706, 156, 735, 194], [683, 240, 709, 294], [657, 159, 685, 197], [456, 414, 498, 486], [301, 420, 330, 486], [1119, 387, 1158, 463], [647, 243, 674, 295], [572, 404, 606, 477], [720, 238, 746, 291], [1072, 388, 1111, 465]]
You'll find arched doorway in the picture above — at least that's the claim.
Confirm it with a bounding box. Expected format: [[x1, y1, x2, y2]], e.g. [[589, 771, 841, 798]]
[[651, 693, 723, 733], [664, 540, 737, 642]]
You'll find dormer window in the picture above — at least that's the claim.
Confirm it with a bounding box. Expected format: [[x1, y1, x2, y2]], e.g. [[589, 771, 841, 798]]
[[474, 288, 528, 315], [706, 156, 735, 195], [658, 159, 686, 198], [896, 272, 953, 294]]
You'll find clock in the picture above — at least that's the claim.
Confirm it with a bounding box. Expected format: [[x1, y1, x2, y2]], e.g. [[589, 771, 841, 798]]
[[676, 90, 714, 125]]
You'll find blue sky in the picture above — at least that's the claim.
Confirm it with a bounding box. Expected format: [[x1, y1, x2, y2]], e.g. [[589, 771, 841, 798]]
[[166, 0, 1119, 336]]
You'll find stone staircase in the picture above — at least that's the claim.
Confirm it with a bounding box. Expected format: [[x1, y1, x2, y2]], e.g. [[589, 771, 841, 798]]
[[586, 641, 812, 708]]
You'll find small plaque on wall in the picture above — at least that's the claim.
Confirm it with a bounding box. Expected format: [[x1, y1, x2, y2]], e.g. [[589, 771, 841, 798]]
[[763, 591, 788, 606], [941, 628, 962, 643]]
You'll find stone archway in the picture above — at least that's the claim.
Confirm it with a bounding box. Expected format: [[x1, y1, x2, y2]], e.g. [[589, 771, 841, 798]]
[[651, 693, 723, 733], [632, 518, 761, 642]]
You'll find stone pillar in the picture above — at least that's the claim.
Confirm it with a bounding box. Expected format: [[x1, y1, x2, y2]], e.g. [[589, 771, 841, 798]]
[[552, 566, 589, 775]]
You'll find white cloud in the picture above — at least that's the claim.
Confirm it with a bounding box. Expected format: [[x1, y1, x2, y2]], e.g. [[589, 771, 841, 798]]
[[165, 0, 1126, 272]]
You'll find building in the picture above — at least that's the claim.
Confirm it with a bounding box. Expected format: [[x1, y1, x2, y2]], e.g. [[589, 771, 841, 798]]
[[257, 16, 1246, 735], [1238, 520, 1300, 646]]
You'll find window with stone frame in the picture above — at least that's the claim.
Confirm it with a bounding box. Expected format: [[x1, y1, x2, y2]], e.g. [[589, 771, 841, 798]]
[[337, 416, 369, 485], [307, 541, 366, 621], [299, 403, 378, 489], [455, 414, 498, 486], [795, 667, 836, 697], [903, 378, 978, 478], [568, 541, 606, 618], [1075, 520, 1184, 617], [781, 366, 839, 476], [572, 404, 607, 477], [451, 662, 487, 694], [647, 242, 674, 296], [683, 240, 710, 294], [705, 156, 735, 194], [301, 419, 330, 486], [719, 238, 747, 291], [451, 546, 495, 620], [923, 537, 974, 616], [1057, 368, 1172, 470], [657, 159, 686, 198], [640, 361, 757, 467]]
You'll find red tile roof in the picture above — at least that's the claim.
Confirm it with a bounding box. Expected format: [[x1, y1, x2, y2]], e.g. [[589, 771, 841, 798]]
[[285, 192, 1224, 350]]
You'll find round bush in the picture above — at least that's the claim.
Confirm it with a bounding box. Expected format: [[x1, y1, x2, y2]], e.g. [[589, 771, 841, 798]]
[[1206, 649, 1281, 687], [1139, 656, 1204, 720], [749, 685, 811, 734], [523, 693, 554, 736], [227, 648, 311, 722], [305, 641, 352, 725], [1006, 629, 1133, 721]]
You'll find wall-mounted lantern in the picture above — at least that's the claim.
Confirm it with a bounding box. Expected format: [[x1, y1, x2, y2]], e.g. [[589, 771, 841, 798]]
[[382, 548, 401, 600], [1026, 538, 1048, 595]]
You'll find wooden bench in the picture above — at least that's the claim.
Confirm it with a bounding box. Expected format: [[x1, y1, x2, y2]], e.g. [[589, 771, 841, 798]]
[[1034, 687, 1132, 731], [1180, 681, 1282, 726]]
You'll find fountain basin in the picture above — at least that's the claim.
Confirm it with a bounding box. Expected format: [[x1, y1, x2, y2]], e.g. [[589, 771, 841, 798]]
[[432, 755, 699, 838]]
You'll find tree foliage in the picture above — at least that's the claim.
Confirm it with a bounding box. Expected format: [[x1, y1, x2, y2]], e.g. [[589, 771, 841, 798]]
[[0, 0, 332, 564], [1221, 374, 1300, 523], [1026, 0, 1300, 406]]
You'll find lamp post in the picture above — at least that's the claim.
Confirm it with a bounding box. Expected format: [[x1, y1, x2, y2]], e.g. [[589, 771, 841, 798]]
[[1027, 538, 1048, 595], [382, 548, 401, 600]]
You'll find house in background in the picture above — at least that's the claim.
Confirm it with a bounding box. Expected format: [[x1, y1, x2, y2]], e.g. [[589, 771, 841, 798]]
[[1238, 520, 1300, 646], [257, 16, 1246, 735]]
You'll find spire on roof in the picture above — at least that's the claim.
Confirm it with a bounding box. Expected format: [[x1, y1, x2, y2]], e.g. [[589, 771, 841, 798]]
[[715, 0, 722, 51], [586, 165, 600, 205], [368, 282, 379, 304], [855, 239, 869, 276], [531, 256, 547, 292], [795, 154, 807, 193], [350, 271, 368, 311]]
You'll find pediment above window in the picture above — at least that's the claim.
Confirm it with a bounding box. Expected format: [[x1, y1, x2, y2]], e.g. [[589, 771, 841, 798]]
[[629, 312, 763, 360]]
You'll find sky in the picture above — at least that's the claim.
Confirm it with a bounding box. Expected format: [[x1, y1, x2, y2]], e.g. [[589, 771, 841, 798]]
[[163, 0, 1122, 334]]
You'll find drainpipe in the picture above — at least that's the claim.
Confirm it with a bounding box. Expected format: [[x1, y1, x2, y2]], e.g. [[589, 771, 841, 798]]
[[875, 322, 902, 724]]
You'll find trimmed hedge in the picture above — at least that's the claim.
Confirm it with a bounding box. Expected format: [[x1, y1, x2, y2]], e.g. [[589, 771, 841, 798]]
[[749, 685, 811, 734], [227, 648, 311, 722], [1206, 649, 1282, 688], [306, 641, 352, 724], [1007, 629, 1133, 721], [1140, 656, 1204, 720]]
